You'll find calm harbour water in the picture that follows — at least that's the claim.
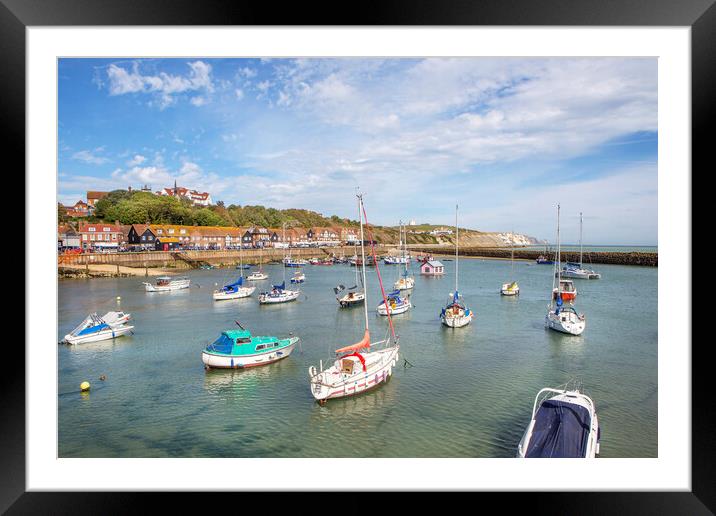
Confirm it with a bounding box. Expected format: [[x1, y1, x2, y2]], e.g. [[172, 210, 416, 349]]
[[58, 258, 657, 458]]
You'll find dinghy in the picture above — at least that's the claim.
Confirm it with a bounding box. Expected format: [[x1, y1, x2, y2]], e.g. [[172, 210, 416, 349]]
[[62, 312, 134, 345], [290, 269, 305, 283], [247, 270, 269, 281], [202, 326, 299, 369], [517, 386, 600, 458], [309, 191, 400, 404], [143, 276, 190, 292]]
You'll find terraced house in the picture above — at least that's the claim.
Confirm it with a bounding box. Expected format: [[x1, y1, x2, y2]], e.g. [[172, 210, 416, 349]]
[[78, 221, 124, 251]]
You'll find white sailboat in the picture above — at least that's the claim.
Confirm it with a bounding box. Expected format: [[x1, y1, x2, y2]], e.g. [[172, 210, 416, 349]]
[[518, 385, 600, 458], [440, 204, 473, 328], [213, 246, 256, 300], [336, 196, 367, 308], [546, 204, 586, 335], [308, 191, 400, 404], [501, 231, 520, 296], [560, 212, 601, 280], [394, 221, 415, 291], [259, 237, 300, 304]]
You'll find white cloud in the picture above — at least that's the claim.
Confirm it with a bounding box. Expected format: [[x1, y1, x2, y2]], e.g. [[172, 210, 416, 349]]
[[72, 148, 109, 165], [126, 154, 146, 166], [234, 88, 244, 100], [190, 96, 207, 107], [106, 60, 214, 108]]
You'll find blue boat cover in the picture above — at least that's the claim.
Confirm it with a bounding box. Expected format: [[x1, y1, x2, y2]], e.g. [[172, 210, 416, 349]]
[[77, 322, 109, 336], [223, 277, 244, 291], [273, 281, 285, 291], [206, 333, 234, 354], [386, 290, 401, 299], [525, 399, 592, 458]]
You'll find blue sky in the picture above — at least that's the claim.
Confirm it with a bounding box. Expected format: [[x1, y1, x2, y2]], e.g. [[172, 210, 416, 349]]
[[58, 57, 657, 244]]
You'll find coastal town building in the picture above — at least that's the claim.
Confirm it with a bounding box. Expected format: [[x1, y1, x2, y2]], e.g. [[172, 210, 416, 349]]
[[157, 180, 212, 206], [77, 221, 124, 251], [127, 224, 158, 250], [58, 224, 80, 249], [64, 200, 90, 218], [86, 191, 109, 209], [307, 227, 341, 246]]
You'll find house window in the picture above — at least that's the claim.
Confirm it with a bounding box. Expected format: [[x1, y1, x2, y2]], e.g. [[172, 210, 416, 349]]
[[89, 227, 96, 232], [103, 227, 110, 232], [82, 234, 88, 241], [142, 236, 146, 241], [180, 229, 186, 234], [168, 229, 175, 234], [90, 234, 95, 241], [157, 229, 163, 234]]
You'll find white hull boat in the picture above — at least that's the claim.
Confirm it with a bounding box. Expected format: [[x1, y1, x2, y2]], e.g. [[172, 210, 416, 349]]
[[143, 276, 191, 292], [309, 343, 399, 402], [546, 306, 586, 335], [501, 281, 520, 296], [212, 286, 256, 300], [394, 276, 415, 291], [384, 256, 409, 265], [441, 301, 473, 328], [62, 312, 134, 345], [290, 272, 305, 283], [259, 284, 300, 304], [202, 337, 298, 368], [561, 266, 601, 280], [377, 294, 411, 316], [518, 387, 600, 458], [338, 290, 365, 308], [101, 311, 132, 326], [246, 271, 269, 281]]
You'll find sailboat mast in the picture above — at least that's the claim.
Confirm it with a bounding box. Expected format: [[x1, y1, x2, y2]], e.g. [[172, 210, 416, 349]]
[[358, 193, 369, 332], [282, 223, 286, 284], [557, 204, 562, 290], [455, 204, 459, 294], [511, 229, 515, 280], [579, 212, 583, 267]]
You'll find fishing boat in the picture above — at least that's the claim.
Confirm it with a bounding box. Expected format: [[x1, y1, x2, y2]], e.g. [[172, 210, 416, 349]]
[[308, 257, 322, 265], [308, 191, 400, 404], [500, 232, 520, 296], [377, 290, 412, 316], [536, 255, 554, 265], [143, 275, 191, 292], [62, 312, 134, 345], [212, 276, 256, 300], [559, 213, 601, 279], [440, 204, 473, 328], [546, 204, 586, 335], [552, 278, 577, 302], [517, 386, 600, 458], [393, 222, 415, 290], [290, 269, 305, 283], [202, 325, 299, 369]]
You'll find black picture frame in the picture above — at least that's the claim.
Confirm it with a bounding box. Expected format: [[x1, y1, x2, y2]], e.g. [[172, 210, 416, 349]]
[[4, 0, 706, 513]]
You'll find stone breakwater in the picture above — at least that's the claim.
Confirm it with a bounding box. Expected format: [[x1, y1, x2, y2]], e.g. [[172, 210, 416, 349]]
[[413, 247, 658, 267]]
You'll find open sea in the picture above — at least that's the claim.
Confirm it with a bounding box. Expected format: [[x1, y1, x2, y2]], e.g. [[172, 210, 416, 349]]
[[58, 257, 657, 458]]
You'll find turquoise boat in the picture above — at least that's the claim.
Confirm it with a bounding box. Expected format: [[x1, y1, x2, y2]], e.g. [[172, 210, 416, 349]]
[[201, 328, 299, 369]]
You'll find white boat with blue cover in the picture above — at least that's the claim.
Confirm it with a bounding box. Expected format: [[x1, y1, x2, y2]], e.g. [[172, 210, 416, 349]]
[[517, 386, 600, 458], [212, 276, 256, 300], [62, 312, 134, 345], [376, 290, 411, 316], [258, 281, 300, 304]]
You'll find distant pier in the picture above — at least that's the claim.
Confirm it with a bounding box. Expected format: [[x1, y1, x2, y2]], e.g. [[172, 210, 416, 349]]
[[411, 246, 657, 267]]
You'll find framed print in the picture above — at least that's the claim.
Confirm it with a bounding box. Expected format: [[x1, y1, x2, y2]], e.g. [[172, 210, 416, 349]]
[[5, 0, 708, 512]]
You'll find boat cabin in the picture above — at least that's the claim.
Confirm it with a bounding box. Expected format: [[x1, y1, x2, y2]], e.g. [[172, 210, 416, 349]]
[[421, 260, 445, 275]]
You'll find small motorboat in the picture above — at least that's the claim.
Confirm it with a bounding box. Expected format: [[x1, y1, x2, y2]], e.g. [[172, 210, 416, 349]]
[[501, 281, 520, 296], [560, 263, 601, 280], [258, 281, 300, 304], [518, 386, 600, 458], [536, 255, 554, 265], [202, 327, 299, 369], [236, 264, 251, 270], [143, 276, 191, 292], [383, 255, 409, 265], [290, 270, 305, 283], [246, 270, 269, 281], [283, 257, 308, 267], [394, 275, 415, 290], [376, 290, 411, 316], [212, 276, 256, 300], [62, 312, 134, 345]]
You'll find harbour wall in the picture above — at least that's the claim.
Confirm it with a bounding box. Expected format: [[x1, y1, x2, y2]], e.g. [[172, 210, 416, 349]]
[[58, 246, 385, 269], [411, 247, 658, 267]]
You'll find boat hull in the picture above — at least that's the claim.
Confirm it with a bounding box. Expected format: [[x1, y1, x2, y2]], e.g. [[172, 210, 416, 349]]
[[441, 312, 473, 327], [202, 340, 296, 369], [501, 283, 520, 296], [338, 292, 365, 308], [143, 279, 191, 292], [246, 273, 269, 281], [545, 312, 585, 335], [394, 278, 415, 290], [63, 324, 134, 345], [258, 290, 301, 304], [376, 300, 411, 316], [212, 286, 256, 300], [552, 289, 577, 302], [309, 346, 399, 402]]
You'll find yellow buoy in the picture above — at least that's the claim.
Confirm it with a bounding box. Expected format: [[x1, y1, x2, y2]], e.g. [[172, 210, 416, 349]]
[[80, 381, 91, 392], [116, 296, 121, 301]]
